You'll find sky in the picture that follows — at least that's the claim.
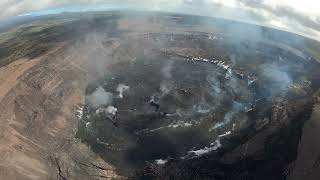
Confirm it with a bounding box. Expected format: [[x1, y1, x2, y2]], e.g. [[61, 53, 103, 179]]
[[1, 0, 320, 41]]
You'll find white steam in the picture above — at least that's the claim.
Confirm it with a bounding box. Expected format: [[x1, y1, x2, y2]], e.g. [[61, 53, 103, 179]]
[[209, 101, 247, 131], [188, 139, 222, 156], [116, 84, 129, 98], [160, 81, 174, 96], [106, 105, 118, 115], [161, 60, 173, 79], [155, 159, 168, 165], [159, 61, 174, 96], [96, 105, 118, 116], [260, 63, 292, 95], [188, 130, 232, 157], [86, 86, 113, 107]]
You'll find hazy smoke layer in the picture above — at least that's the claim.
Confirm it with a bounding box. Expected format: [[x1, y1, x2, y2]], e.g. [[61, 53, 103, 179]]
[[86, 86, 113, 107], [160, 60, 174, 96], [260, 63, 292, 95], [161, 60, 173, 79]]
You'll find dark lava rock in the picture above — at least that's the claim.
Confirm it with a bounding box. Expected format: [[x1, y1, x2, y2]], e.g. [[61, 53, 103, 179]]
[[135, 97, 315, 180]]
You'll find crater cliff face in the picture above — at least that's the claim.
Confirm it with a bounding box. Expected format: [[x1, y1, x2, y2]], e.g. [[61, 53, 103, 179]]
[[0, 11, 319, 180]]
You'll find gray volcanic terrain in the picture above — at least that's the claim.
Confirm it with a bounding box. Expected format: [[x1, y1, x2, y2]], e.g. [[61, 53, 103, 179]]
[[0, 11, 320, 180]]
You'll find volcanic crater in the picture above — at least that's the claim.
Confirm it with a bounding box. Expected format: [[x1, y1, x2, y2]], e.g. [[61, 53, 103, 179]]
[[1, 12, 320, 180], [76, 30, 320, 177]]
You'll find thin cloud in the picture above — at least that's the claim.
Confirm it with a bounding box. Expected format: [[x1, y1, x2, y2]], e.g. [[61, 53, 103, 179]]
[[0, 0, 320, 41]]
